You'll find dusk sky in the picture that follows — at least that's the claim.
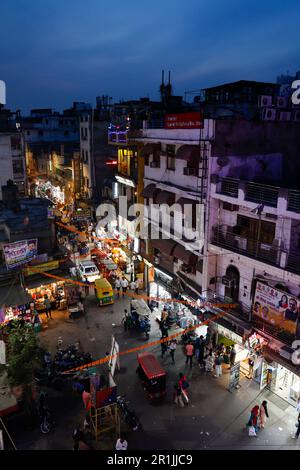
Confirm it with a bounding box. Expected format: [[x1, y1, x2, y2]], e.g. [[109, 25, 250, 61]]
[[1, 0, 300, 112]]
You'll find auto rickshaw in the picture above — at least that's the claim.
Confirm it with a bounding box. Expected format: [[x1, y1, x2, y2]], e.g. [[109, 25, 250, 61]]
[[136, 353, 166, 402], [94, 278, 114, 306]]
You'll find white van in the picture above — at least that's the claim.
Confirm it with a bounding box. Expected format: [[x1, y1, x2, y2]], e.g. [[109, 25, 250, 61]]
[[78, 260, 101, 283]]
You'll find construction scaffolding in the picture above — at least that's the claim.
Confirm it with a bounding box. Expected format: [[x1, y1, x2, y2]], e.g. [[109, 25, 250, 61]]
[[89, 402, 120, 441]]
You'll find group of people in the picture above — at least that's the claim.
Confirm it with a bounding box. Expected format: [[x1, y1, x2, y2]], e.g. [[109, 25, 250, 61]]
[[183, 338, 237, 377], [115, 277, 139, 297], [247, 401, 269, 435]]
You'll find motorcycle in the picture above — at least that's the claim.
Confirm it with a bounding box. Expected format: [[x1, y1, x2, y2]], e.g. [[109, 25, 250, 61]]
[[38, 391, 55, 434], [117, 396, 141, 431]]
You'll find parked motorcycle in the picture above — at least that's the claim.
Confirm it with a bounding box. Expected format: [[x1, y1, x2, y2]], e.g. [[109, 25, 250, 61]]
[[117, 396, 141, 431], [38, 391, 55, 434]]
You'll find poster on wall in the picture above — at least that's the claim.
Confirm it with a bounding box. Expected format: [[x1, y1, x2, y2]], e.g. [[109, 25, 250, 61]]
[[211, 153, 282, 182], [253, 281, 300, 337], [228, 362, 241, 392], [3, 239, 38, 270]]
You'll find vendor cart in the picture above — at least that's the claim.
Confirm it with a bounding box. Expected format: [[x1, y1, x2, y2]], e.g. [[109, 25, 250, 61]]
[[130, 299, 151, 339]]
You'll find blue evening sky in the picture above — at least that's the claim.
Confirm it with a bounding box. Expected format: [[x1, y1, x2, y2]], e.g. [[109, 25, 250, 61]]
[[0, 0, 300, 112]]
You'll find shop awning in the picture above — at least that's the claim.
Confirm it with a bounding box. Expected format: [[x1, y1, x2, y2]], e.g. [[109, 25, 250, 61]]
[[156, 190, 175, 205], [0, 285, 32, 307], [173, 244, 198, 267], [24, 269, 73, 290], [140, 143, 161, 157], [151, 238, 177, 256], [176, 145, 200, 162], [141, 184, 159, 198]]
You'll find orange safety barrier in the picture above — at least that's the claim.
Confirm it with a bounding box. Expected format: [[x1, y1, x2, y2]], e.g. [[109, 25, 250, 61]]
[[63, 310, 226, 373]]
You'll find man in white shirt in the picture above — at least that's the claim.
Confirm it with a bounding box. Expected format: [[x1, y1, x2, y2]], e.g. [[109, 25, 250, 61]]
[[130, 280, 136, 291], [115, 278, 121, 297], [121, 277, 129, 297], [115, 436, 128, 450]]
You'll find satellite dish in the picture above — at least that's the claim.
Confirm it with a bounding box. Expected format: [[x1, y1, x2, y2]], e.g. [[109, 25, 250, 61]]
[[0, 80, 6, 105]]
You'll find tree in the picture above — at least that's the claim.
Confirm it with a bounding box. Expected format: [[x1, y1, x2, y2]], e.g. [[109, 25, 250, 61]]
[[0, 320, 45, 416]]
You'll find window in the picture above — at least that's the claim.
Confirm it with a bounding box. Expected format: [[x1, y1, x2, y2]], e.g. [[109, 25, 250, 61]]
[[64, 130, 69, 136], [86, 178, 89, 188], [85, 127, 88, 138], [11, 136, 21, 150], [236, 215, 275, 244], [166, 144, 176, 170], [27, 131, 31, 136], [81, 149, 85, 161], [38, 130, 44, 136], [13, 160, 24, 174], [81, 128, 84, 139], [85, 151, 89, 162]]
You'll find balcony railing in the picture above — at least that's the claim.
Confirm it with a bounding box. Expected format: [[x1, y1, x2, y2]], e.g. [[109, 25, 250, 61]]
[[287, 190, 300, 213], [211, 226, 300, 274], [245, 182, 278, 207], [216, 177, 239, 198]]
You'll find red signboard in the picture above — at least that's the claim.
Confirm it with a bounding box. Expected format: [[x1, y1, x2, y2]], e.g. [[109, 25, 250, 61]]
[[165, 112, 203, 129]]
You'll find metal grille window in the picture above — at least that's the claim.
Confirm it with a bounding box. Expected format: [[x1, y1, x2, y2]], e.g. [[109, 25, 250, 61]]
[[217, 177, 239, 197], [245, 182, 278, 207], [287, 190, 300, 213]]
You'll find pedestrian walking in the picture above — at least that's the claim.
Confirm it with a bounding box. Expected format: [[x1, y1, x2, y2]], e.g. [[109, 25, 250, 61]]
[[115, 277, 121, 297], [84, 277, 89, 297], [161, 340, 168, 358], [185, 342, 194, 368], [121, 277, 129, 297], [159, 319, 169, 338], [130, 279, 136, 292], [116, 435, 128, 450], [292, 413, 300, 439], [259, 400, 269, 429], [247, 405, 260, 434], [205, 350, 214, 372], [44, 295, 52, 319], [248, 355, 255, 378], [198, 337, 205, 368], [214, 352, 223, 377], [230, 345, 236, 367], [169, 339, 177, 364], [173, 384, 185, 408], [178, 372, 190, 404], [121, 309, 130, 332], [72, 424, 90, 451]]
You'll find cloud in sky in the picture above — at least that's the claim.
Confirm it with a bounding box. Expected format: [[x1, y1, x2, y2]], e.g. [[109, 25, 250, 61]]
[[0, 0, 300, 111]]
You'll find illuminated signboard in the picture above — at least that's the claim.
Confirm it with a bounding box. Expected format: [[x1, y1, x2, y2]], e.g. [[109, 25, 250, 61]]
[[165, 112, 203, 129]]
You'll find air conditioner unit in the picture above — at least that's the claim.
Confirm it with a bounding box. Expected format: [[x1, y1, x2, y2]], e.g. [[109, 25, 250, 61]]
[[278, 111, 291, 121], [261, 108, 276, 121], [183, 167, 197, 176], [211, 174, 219, 183], [293, 110, 300, 121], [150, 161, 159, 168], [277, 96, 288, 108], [258, 95, 273, 107], [223, 202, 239, 212], [222, 275, 235, 287]]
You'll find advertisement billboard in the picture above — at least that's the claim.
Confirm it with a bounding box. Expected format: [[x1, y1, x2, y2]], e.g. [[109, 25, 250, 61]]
[[164, 112, 203, 129], [3, 239, 38, 270], [253, 281, 300, 336]]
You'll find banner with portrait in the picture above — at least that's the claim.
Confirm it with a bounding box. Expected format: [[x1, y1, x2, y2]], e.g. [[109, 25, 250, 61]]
[[252, 281, 300, 336], [3, 239, 38, 270]]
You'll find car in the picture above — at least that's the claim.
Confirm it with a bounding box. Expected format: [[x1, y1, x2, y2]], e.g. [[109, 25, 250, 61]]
[[78, 260, 101, 283]]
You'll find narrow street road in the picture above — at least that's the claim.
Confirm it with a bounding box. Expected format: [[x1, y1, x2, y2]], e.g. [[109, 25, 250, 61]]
[[3, 293, 300, 450]]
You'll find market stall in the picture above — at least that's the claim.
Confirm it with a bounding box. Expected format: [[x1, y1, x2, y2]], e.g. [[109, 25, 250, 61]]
[[0, 285, 33, 325], [27, 281, 67, 313]]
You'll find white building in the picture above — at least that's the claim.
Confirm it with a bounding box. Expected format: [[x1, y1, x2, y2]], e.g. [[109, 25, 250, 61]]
[[0, 128, 26, 199]]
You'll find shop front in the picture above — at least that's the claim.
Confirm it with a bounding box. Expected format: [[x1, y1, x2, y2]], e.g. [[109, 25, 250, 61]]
[[0, 285, 33, 325], [210, 321, 252, 374]]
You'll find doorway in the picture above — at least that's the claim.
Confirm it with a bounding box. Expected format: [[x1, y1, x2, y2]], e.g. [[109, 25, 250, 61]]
[[224, 265, 240, 301]]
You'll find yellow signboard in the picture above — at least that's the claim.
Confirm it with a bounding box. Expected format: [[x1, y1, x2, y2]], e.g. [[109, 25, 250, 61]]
[[24, 260, 60, 277]]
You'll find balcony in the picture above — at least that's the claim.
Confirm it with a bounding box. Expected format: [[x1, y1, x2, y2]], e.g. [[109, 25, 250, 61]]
[[216, 177, 239, 198], [245, 182, 278, 207], [211, 225, 300, 274]]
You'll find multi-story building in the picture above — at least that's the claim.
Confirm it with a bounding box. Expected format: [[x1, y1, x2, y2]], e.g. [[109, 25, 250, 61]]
[[23, 103, 90, 203], [0, 105, 26, 199]]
